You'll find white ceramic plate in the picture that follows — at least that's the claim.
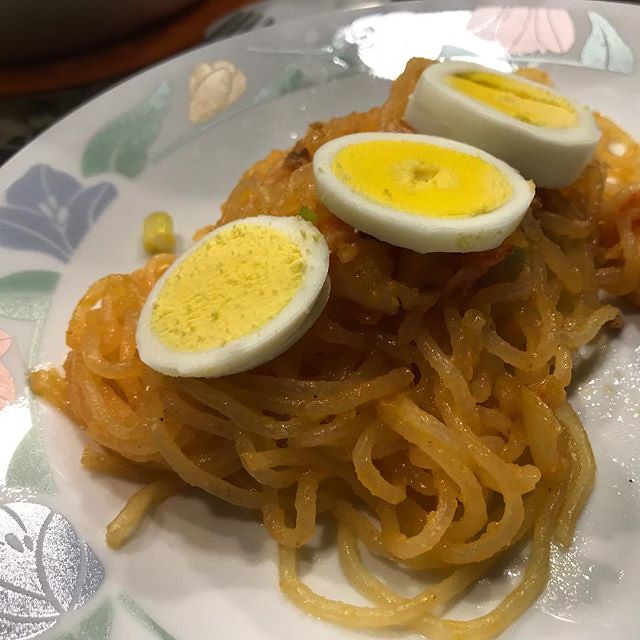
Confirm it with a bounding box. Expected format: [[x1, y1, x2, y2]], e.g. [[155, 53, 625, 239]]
[[1, 2, 639, 638]]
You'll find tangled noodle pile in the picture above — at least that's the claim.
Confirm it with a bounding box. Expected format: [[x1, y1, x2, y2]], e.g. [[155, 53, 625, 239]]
[[32, 59, 640, 639]]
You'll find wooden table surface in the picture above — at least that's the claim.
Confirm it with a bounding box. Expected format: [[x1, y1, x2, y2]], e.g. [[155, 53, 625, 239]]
[[0, 0, 254, 96]]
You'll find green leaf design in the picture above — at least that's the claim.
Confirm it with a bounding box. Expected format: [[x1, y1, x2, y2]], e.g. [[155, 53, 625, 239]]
[[581, 12, 634, 73], [5, 395, 56, 494], [0, 270, 60, 493], [56, 599, 113, 640], [254, 64, 310, 103], [82, 81, 171, 178], [119, 593, 178, 640], [0, 269, 60, 366], [0, 270, 60, 321], [439, 45, 477, 60]]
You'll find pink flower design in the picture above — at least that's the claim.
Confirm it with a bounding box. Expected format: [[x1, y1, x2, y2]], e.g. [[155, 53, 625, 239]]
[[468, 6, 575, 55], [0, 330, 16, 411]]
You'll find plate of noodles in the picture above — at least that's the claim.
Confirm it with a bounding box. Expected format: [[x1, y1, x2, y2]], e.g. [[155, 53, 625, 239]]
[[1, 1, 639, 639]]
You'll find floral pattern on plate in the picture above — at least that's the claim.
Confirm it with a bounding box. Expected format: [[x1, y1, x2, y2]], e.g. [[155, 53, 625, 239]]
[[468, 7, 575, 55], [0, 330, 16, 411], [82, 82, 171, 179], [0, 502, 105, 640], [0, 165, 117, 263]]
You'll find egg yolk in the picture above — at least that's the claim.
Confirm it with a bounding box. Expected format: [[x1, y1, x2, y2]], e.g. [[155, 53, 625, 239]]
[[151, 225, 304, 351], [447, 71, 578, 129], [332, 140, 512, 217]]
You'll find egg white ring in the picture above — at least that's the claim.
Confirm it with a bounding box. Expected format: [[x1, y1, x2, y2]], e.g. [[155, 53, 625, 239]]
[[136, 215, 330, 378], [313, 132, 534, 254], [404, 61, 600, 188]]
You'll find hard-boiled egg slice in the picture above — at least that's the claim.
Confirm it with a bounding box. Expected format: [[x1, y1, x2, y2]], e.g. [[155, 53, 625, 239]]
[[137, 215, 330, 377], [313, 132, 534, 253], [404, 61, 600, 188]]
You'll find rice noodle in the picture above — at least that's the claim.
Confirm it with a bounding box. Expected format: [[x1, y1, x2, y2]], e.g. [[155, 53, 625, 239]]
[[30, 58, 640, 639]]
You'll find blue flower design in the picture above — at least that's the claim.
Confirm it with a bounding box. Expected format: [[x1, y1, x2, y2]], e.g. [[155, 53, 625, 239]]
[[0, 164, 117, 263]]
